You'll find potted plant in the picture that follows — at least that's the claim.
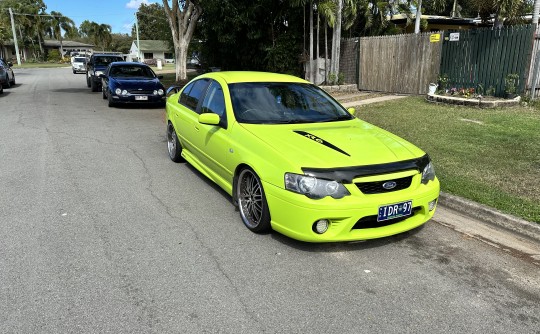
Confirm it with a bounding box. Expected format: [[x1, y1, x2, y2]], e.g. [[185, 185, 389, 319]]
[[505, 73, 519, 99]]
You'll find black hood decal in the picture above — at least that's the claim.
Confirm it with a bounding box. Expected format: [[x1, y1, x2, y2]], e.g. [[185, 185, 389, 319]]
[[294, 130, 350, 157]]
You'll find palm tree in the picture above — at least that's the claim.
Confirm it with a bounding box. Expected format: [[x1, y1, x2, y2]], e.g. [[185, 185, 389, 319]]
[[47, 11, 76, 57], [88, 22, 112, 51]]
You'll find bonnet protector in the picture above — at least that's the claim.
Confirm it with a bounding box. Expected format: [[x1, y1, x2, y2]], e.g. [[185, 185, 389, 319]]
[[302, 154, 430, 184]]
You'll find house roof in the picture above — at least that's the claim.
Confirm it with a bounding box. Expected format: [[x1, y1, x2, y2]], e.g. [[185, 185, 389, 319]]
[[43, 40, 94, 47], [134, 40, 170, 51], [389, 14, 477, 26]]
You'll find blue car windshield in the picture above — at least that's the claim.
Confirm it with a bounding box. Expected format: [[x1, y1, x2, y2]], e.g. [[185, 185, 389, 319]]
[[229, 82, 353, 124], [109, 65, 155, 78]]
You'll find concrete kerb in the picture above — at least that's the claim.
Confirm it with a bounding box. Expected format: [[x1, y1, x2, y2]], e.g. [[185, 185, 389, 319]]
[[439, 192, 540, 243]]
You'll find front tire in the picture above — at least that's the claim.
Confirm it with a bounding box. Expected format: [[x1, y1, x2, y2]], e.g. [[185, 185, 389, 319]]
[[3, 75, 10, 88], [236, 168, 271, 233], [167, 123, 184, 162], [102, 87, 107, 99], [91, 78, 98, 92], [86, 73, 91, 87], [107, 93, 115, 107]]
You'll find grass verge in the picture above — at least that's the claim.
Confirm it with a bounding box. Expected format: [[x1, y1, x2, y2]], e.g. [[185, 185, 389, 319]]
[[355, 96, 540, 223]]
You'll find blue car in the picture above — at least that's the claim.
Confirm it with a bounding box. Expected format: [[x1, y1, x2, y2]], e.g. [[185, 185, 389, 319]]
[[100, 62, 166, 107]]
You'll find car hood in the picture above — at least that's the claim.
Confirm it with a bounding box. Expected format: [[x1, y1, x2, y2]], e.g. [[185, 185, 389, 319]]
[[111, 77, 163, 90], [240, 119, 425, 168]]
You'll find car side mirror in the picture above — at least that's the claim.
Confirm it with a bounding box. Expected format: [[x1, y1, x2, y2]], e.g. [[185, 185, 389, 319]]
[[198, 113, 220, 126], [347, 107, 356, 115], [157, 75, 163, 79], [98, 74, 106, 79], [166, 86, 182, 96], [7, 62, 13, 67]]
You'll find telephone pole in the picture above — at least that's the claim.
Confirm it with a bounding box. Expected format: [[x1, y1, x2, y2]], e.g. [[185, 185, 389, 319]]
[[135, 13, 141, 62], [8, 8, 21, 65]]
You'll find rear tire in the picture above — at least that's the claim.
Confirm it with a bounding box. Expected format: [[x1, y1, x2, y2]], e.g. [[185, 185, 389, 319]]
[[167, 122, 184, 162], [236, 168, 271, 233], [10, 74, 15, 86]]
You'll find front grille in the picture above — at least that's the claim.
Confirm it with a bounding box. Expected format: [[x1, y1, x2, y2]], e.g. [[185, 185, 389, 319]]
[[128, 89, 154, 95], [352, 207, 421, 229], [356, 176, 413, 194]]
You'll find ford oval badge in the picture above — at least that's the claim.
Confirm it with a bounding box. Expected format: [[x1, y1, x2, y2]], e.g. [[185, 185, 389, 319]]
[[382, 181, 397, 190]]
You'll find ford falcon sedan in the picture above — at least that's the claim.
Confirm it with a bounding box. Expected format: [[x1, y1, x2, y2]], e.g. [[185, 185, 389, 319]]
[[165, 71, 439, 242], [100, 62, 165, 107]]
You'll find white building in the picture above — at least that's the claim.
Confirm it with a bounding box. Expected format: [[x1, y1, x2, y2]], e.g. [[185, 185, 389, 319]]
[[128, 40, 174, 63]]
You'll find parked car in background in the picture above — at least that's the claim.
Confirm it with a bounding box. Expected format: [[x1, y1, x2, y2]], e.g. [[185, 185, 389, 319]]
[[99, 62, 165, 107], [86, 53, 124, 92], [165, 71, 440, 242], [71, 56, 87, 74], [0, 58, 15, 89]]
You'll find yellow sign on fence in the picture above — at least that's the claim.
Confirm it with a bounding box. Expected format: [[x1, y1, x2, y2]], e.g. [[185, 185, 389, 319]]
[[430, 33, 441, 43]]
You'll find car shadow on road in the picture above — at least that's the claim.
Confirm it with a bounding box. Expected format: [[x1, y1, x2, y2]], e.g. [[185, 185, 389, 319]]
[[52, 88, 97, 94], [271, 226, 425, 252]]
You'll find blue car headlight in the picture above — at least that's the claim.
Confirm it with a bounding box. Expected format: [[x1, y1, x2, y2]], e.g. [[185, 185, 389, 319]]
[[284, 173, 350, 199], [115, 88, 122, 95], [421, 161, 436, 184]]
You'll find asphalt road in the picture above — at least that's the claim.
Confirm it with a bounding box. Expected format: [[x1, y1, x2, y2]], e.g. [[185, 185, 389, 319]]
[[1, 68, 539, 334]]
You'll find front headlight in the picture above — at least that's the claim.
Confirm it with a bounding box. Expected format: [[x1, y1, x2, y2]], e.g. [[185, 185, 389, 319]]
[[421, 161, 436, 184], [158, 89, 164, 96], [115, 88, 122, 95], [284, 173, 350, 199]]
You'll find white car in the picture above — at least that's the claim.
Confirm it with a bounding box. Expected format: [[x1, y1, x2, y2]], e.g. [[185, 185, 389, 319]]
[[71, 56, 87, 74]]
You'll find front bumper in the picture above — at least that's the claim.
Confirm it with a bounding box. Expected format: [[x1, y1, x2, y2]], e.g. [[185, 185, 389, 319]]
[[264, 175, 440, 242]]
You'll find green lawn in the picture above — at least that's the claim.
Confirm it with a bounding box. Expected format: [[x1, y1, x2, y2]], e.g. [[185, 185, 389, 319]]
[[355, 97, 540, 223]]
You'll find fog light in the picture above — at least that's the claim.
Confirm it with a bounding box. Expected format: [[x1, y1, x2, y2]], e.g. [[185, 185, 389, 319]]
[[428, 199, 437, 211], [313, 219, 329, 234]]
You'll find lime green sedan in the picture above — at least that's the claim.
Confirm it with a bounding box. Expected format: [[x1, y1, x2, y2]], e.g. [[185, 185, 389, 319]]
[[166, 72, 439, 242]]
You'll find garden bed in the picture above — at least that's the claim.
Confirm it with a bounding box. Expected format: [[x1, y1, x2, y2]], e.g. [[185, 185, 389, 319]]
[[426, 93, 521, 108]]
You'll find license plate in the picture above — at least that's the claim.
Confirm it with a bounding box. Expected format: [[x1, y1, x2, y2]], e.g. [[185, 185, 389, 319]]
[[135, 96, 148, 101], [377, 200, 412, 222]]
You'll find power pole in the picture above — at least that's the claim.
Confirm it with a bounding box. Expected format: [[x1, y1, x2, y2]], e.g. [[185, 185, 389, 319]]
[[8, 8, 21, 65], [135, 13, 141, 62]]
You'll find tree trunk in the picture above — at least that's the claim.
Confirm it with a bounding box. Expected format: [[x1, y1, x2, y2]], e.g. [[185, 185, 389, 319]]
[[175, 42, 188, 81], [325, 19, 328, 84], [309, 1, 314, 82], [534, 0, 540, 29], [330, 0, 342, 78], [414, 0, 422, 34], [162, 0, 202, 82]]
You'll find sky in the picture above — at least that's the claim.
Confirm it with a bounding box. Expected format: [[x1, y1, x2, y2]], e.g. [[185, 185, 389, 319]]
[[43, 0, 161, 34]]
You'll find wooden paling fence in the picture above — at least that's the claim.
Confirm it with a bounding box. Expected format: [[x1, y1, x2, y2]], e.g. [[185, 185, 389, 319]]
[[358, 32, 443, 95]]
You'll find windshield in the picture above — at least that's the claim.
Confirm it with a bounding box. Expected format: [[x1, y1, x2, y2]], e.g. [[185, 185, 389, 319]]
[[74, 57, 86, 63], [94, 56, 123, 66], [229, 82, 353, 124], [109, 65, 155, 78]]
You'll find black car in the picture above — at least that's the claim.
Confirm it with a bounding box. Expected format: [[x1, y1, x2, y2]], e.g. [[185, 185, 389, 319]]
[[86, 53, 124, 92], [99, 62, 166, 107], [0, 58, 15, 90]]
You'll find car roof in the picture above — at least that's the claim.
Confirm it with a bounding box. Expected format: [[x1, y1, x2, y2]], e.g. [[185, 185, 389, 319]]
[[200, 71, 308, 84]]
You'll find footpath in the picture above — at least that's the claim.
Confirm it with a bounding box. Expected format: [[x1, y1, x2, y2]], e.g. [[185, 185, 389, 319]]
[[330, 87, 540, 265]]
